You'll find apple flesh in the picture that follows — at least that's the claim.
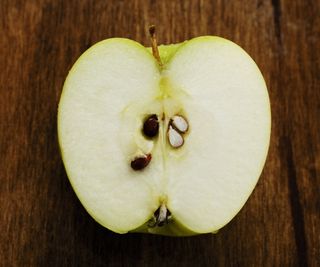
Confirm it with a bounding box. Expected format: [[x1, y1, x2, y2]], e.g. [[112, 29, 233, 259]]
[[58, 36, 271, 236]]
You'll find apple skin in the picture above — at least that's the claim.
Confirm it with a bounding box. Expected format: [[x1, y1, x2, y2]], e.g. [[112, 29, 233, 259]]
[[148, 43, 183, 64], [58, 36, 271, 236]]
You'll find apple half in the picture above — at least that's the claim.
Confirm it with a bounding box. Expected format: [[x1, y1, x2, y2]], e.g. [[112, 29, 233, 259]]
[[58, 34, 271, 236]]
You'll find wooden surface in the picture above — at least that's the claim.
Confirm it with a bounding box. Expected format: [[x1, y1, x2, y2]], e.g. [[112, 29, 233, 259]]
[[1, 0, 319, 266]]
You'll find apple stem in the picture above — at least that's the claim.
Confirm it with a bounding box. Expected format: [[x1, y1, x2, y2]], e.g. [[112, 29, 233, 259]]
[[149, 25, 163, 66]]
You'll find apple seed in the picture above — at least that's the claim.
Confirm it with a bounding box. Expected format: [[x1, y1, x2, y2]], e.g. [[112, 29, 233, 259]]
[[131, 154, 152, 170], [143, 114, 159, 138], [171, 115, 189, 133], [168, 125, 184, 148]]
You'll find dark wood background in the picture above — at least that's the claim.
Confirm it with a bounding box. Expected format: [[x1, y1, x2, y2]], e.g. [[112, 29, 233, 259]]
[[1, 0, 319, 266]]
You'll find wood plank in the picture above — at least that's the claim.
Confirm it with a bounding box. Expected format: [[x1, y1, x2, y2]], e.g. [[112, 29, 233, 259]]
[[0, 0, 319, 266]]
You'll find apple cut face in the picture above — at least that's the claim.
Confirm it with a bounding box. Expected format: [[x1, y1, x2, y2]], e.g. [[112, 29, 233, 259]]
[[58, 37, 271, 235]]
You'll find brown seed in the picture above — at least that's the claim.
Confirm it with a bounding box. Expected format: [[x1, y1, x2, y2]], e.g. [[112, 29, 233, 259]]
[[143, 114, 159, 138], [131, 154, 152, 171]]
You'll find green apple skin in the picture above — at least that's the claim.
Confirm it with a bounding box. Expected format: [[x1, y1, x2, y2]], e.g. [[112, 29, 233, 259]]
[[58, 36, 271, 236]]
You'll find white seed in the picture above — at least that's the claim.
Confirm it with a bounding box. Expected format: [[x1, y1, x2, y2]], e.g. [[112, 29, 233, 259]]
[[172, 115, 189, 133], [168, 125, 184, 148]]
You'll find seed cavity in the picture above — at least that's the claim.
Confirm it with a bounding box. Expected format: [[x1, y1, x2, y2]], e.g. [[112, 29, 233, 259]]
[[149, 204, 172, 227], [168, 125, 184, 148], [171, 115, 188, 133], [143, 114, 159, 138], [131, 154, 152, 171]]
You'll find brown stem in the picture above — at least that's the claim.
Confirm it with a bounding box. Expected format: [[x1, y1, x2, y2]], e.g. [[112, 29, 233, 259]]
[[149, 25, 162, 66]]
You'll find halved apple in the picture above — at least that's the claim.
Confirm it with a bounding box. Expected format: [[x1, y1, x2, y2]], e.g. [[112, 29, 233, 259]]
[[58, 31, 271, 236]]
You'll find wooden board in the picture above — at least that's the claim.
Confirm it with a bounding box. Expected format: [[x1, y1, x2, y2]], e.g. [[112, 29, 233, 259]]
[[1, 0, 319, 266]]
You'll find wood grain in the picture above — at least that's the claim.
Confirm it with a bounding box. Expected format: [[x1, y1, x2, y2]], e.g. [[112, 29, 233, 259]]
[[1, 0, 319, 266]]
